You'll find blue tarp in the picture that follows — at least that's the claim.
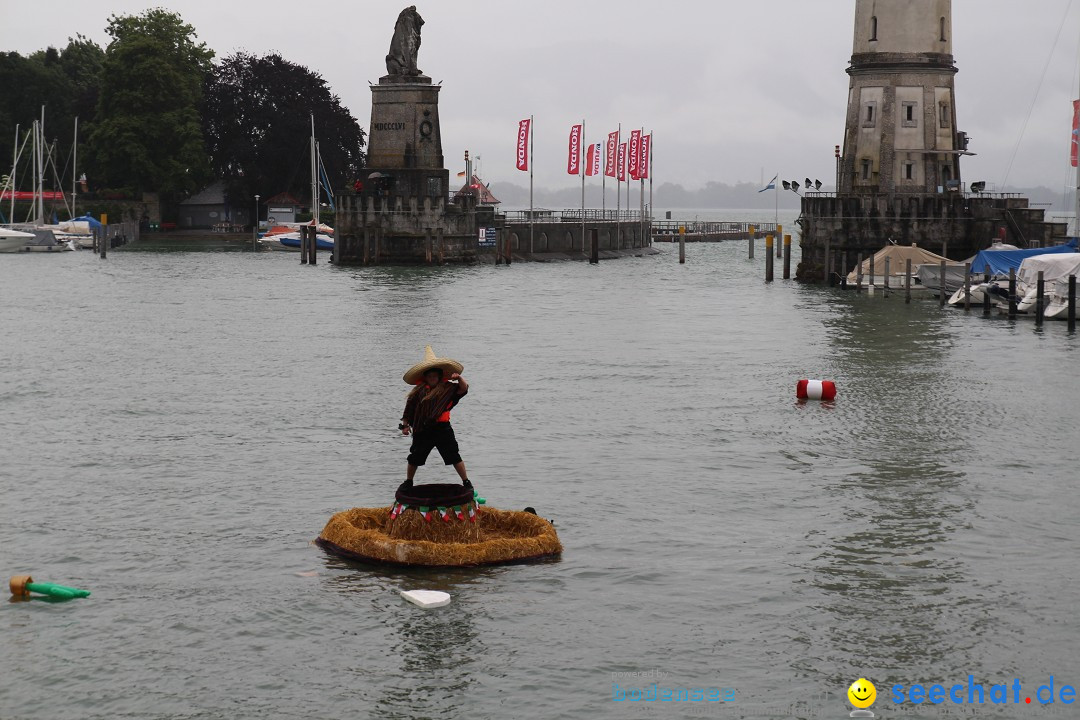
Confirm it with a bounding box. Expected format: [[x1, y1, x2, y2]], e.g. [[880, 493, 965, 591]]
[[73, 214, 103, 230], [968, 240, 1078, 276]]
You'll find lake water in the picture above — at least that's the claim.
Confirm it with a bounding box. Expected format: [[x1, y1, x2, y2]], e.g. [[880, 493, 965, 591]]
[[2, 235, 1077, 719]]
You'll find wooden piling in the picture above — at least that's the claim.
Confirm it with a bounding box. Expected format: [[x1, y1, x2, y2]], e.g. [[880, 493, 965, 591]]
[[99, 214, 108, 259], [590, 228, 599, 264], [1008, 268, 1017, 318], [1069, 275, 1076, 331], [310, 225, 317, 265], [679, 225, 685, 264], [1035, 270, 1044, 326], [765, 235, 774, 282], [300, 226, 308, 265], [939, 259, 946, 307], [748, 224, 755, 260], [905, 259, 912, 303], [840, 251, 848, 289], [963, 263, 971, 312], [856, 252, 863, 293], [505, 231, 512, 266], [776, 223, 783, 258], [869, 253, 875, 292], [363, 225, 370, 266], [983, 272, 991, 316], [824, 239, 831, 285], [425, 228, 432, 265], [884, 257, 891, 296], [783, 234, 791, 279], [438, 228, 444, 265]]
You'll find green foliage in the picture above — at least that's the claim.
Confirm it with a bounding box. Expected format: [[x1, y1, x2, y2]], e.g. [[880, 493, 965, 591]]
[[203, 52, 366, 207], [87, 9, 213, 199]]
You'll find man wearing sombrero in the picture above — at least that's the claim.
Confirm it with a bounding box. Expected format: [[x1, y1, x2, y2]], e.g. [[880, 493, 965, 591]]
[[399, 346, 471, 490]]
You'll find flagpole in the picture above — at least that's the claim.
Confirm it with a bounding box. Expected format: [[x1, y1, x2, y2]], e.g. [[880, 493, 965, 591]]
[[581, 118, 586, 252], [616, 125, 621, 242], [639, 127, 644, 249], [648, 132, 653, 245], [529, 114, 534, 255]]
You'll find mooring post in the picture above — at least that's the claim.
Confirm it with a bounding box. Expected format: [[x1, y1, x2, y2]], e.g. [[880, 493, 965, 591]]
[[765, 235, 774, 282], [783, 234, 791, 279], [869, 253, 875, 293], [856, 253, 863, 293], [963, 263, 971, 312], [363, 225, 370, 266], [506, 231, 512, 266], [679, 225, 685, 264], [748, 224, 755, 260], [939, 259, 946, 307], [425, 228, 432, 265], [905, 259, 912, 304], [1035, 270, 1045, 326], [776, 223, 783, 258], [840, 251, 848, 289], [310, 225, 317, 265], [100, 214, 108, 259], [590, 228, 599, 264], [823, 240, 831, 285], [1008, 268, 1017, 318], [1069, 275, 1077, 332], [438, 228, 444, 265], [983, 272, 991, 317], [884, 257, 891, 296], [300, 225, 308, 265]]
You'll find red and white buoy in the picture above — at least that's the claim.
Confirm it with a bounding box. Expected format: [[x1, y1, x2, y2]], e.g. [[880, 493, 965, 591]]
[[796, 379, 837, 401]]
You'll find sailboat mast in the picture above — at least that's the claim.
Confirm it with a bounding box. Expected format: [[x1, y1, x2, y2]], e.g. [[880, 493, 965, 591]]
[[310, 114, 319, 228], [72, 116, 78, 220], [38, 106, 45, 225], [9, 123, 16, 226]]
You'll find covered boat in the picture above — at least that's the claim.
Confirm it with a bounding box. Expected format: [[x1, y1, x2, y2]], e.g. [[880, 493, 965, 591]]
[[845, 244, 956, 292]]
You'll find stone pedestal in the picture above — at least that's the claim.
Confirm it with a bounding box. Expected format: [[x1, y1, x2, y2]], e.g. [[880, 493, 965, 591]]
[[364, 75, 447, 199]]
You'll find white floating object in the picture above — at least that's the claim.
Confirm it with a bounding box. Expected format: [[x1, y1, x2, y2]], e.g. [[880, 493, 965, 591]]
[[400, 589, 451, 609]]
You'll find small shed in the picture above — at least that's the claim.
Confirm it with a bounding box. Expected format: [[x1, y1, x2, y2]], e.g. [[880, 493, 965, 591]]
[[179, 181, 250, 230], [264, 192, 304, 225]]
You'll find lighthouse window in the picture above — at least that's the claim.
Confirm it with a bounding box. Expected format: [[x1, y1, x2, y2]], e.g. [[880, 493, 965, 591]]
[[940, 17, 946, 41], [862, 102, 877, 127], [904, 162, 915, 180], [870, 16, 878, 41], [939, 102, 951, 128], [902, 101, 918, 128], [861, 159, 872, 181]]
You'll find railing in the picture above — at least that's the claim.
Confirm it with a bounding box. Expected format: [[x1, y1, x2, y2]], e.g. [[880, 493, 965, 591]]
[[650, 220, 777, 235], [499, 208, 648, 223], [804, 188, 1026, 199]]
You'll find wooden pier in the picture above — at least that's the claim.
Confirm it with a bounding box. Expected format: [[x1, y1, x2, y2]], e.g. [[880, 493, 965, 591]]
[[651, 220, 777, 243]]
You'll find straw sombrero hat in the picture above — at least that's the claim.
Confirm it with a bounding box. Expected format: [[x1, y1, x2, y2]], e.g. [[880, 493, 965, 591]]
[[403, 345, 464, 385]]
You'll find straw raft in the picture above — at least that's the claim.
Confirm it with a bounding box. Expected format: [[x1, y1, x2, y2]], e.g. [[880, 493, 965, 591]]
[[317, 505, 562, 567]]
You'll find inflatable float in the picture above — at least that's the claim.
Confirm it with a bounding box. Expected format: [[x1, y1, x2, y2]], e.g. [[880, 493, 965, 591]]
[[316, 483, 562, 567]]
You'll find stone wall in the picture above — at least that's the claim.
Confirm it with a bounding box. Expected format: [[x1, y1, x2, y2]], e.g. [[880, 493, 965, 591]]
[[334, 192, 478, 265], [501, 219, 651, 255], [797, 193, 1070, 283]]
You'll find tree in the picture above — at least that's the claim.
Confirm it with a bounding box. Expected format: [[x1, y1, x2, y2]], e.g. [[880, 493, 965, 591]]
[[203, 52, 366, 207], [87, 9, 213, 199]]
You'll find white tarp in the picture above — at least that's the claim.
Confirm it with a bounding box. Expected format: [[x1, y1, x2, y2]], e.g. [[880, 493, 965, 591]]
[[1016, 253, 1080, 289]]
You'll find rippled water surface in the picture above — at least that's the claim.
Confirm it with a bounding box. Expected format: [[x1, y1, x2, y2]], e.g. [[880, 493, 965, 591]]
[[1, 237, 1078, 719]]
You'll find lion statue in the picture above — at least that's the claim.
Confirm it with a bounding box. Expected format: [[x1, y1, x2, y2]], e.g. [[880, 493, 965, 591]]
[[386, 6, 425, 76]]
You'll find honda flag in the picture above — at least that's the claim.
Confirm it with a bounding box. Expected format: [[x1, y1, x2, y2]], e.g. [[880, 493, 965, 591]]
[[605, 131, 619, 177], [639, 134, 652, 180], [617, 143, 627, 182], [516, 118, 531, 172], [567, 124, 582, 175], [1072, 100, 1079, 168], [628, 129, 641, 180], [585, 143, 602, 176]]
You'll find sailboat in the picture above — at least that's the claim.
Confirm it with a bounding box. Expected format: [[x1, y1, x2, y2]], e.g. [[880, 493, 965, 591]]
[[259, 116, 335, 253], [1, 108, 75, 252]]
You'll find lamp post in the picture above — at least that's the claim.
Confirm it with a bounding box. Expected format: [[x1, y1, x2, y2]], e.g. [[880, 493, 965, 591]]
[[253, 194, 260, 251], [834, 145, 841, 193]]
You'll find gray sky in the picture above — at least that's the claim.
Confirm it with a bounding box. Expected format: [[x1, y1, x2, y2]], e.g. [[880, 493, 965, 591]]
[[2, 1, 1078, 193]]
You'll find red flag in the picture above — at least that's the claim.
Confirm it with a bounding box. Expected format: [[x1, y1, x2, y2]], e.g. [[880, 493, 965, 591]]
[[567, 124, 582, 175], [604, 131, 618, 177], [1072, 100, 1079, 168], [617, 142, 626, 182], [585, 143, 601, 176], [516, 118, 531, 171], [639, 134, 652, 180], [628, 129, 641, 180]]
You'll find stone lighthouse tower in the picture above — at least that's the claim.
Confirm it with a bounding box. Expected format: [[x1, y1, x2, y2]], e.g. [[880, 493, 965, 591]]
[[796, 0, 1067, 283], [839, 0, 961, 194]]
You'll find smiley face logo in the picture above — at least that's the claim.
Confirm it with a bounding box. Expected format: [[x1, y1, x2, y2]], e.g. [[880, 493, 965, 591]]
[[847, 678, 876, 709]]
